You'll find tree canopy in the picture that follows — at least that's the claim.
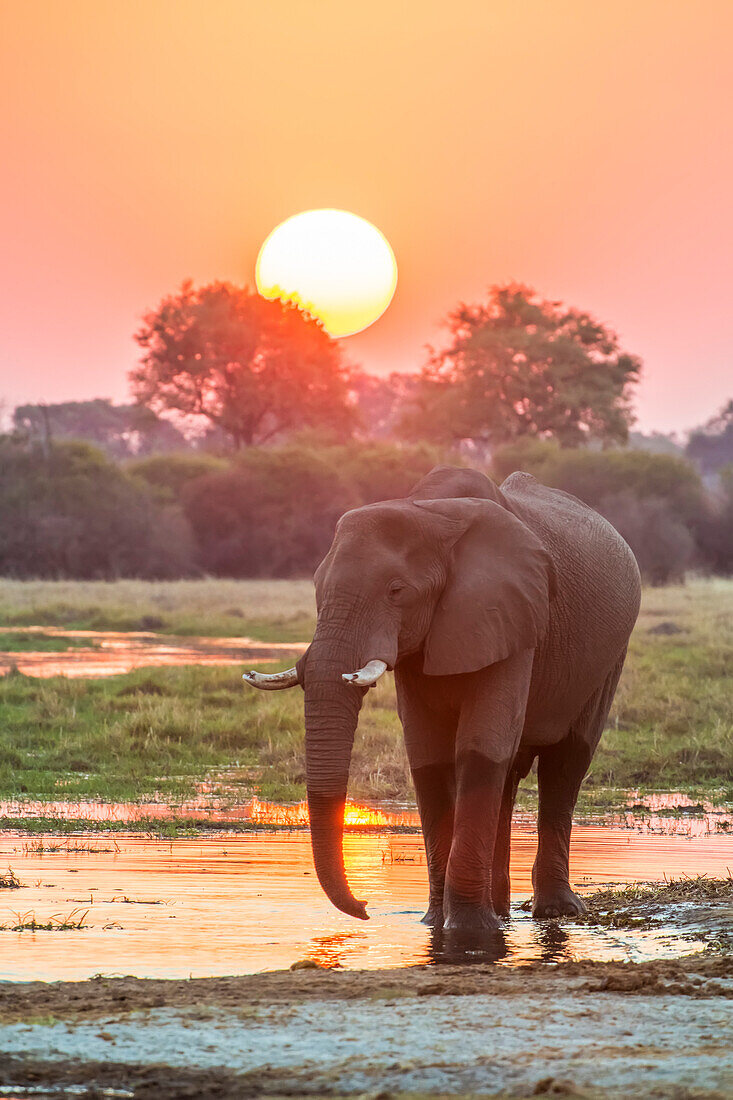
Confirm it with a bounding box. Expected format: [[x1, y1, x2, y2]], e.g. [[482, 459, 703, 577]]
[[401, 284, 641, 449], [13, 400, 184, 458], [131, 281, 354, 449], [686, 399, 733, 473]]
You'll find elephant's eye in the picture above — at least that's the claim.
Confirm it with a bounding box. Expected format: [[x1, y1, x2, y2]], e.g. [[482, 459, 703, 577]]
[[388, 581, 406, 600]]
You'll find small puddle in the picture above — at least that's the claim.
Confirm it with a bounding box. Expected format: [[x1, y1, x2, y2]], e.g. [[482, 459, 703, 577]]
[[0, 824, 730, 981], [0, 628, 306, 678]]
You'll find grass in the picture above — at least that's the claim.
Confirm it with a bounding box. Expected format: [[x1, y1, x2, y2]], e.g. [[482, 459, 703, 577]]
[[0, 578, 729, 815], [0, 659, 407, 805], [588, 579, 733, 794], [0, 907, 89, 931], [0, 578, 316, 643], [22, 839, 120, 854], [578, 874, 733, 932], [0, 867, 22, 889], [0, 632, 99, 653]]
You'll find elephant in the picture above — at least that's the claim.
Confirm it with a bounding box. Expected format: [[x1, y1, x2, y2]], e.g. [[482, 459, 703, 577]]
[[243, 465, 641, 932]]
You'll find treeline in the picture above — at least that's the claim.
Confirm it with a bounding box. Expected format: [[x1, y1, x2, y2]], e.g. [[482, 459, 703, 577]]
[[1, 435, 731, 583]]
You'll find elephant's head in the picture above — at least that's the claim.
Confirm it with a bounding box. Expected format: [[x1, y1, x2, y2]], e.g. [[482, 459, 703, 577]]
[[243, 467, 555, 920]]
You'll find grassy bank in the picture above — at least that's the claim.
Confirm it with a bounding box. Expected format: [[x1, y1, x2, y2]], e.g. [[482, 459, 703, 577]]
[[0, 579, 730, 814], [0, 578, 316, 642]]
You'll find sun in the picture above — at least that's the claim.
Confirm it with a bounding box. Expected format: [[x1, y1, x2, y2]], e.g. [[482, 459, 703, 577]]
[[255, 209, 397, 338]]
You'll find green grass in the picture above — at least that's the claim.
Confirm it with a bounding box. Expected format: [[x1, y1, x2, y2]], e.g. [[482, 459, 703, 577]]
[[0, 578, 729, 814], [0, 579, 316, 643], [0, 632, 99, 653], [0, 660, 407, 805], [589, 579, 733, 795]]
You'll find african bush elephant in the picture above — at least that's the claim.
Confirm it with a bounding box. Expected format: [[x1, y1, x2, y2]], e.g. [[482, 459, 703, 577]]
[[244, 466, 641, 932]]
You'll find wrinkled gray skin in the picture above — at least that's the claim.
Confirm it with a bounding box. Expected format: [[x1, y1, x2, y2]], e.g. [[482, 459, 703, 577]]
[[263, 466, 641, 931]]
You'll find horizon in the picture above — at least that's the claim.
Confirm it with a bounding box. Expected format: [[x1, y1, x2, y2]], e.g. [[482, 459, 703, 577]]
[[2, 1, 732, 435]]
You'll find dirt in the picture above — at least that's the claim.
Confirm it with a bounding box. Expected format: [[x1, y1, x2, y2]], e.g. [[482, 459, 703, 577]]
[[1, 957, 732, 1098], [0, 842, 731, 1097], [1, 955, 733, 1023]]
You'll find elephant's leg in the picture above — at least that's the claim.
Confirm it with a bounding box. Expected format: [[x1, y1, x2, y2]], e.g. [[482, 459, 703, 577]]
[[532, 654, 625, 918], [411, 761, 455, 927], [443, 751, 508, 931], [396, 657, 457, 928], [443, 652, 533, 933], [491, 747, 535, 917], [491, 768, 519, 918]]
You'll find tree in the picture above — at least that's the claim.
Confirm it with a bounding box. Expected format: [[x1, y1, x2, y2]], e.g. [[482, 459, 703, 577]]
[[12, 399, 186, 458], [686, 399, 733, 473], [131, 281, 354, 449], [348, 370, 421, 438], [401, 284, 641, 449]]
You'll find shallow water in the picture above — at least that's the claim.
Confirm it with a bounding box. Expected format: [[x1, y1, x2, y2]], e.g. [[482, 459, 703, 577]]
[[1, 791, 731, 838], [0, 627, 306, 677], [0, 823, 730, 981]]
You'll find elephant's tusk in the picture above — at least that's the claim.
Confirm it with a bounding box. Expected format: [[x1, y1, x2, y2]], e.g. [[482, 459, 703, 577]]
[[341, 659, 388, 688], [242, 667, 299, 690]]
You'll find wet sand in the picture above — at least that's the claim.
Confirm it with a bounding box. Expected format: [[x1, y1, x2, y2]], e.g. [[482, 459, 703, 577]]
[[1, 956, 732, 1098]]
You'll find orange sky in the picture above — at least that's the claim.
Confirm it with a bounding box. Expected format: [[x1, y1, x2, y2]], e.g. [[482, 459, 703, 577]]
[[1, 0, 732, 434]]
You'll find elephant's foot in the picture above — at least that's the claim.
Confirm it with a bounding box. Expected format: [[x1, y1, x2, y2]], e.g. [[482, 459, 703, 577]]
[[421, 903, 444, 928], [532, 882, 587, 919], [492, 897, 511, 920], [443, 901, 501, 933]]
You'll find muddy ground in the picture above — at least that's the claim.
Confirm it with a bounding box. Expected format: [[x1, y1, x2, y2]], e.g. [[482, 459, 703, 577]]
[[1, 874, 731, 1098], [1, 954, 732, 1098]]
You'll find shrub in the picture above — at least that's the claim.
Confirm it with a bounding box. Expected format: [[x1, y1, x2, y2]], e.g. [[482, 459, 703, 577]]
[[183, 448, 357, 576], [128, 452, 228, 503], [491, 440, 711, 582], [0, 439, 196, 579], [597, 492, 695, 584], [182, 441, 448, 576]]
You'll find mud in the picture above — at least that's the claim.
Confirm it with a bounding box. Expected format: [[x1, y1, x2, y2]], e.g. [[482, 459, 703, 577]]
[[1, 958, 733, 1098], [1, 954, 733, 1022]]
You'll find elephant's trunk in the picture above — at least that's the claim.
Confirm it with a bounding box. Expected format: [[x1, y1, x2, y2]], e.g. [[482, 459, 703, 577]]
[[304, 613, 369, 920]]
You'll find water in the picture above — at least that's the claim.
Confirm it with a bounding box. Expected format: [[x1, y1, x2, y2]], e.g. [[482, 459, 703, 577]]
[[0, 628, 305, 678], [0, 629, 729, 979], [0, 822, 730, 981]]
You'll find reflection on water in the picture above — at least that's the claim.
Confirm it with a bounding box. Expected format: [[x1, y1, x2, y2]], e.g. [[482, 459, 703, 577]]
[[2, 792, 730, 838], [0, 627, 306, 678], [0, 795, 421, 829], [0, 825, 729, 981]]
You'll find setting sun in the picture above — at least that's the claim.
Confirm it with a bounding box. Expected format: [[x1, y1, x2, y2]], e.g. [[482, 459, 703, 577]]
[[255, 209, 397, 338]]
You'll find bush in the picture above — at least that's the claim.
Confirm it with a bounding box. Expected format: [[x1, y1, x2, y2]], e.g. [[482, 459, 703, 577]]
[[128, 452, 228, 504], [0, 439, 196, 579], [182, 441, 449, 577], [491, 440, 710, 582], [596, 492, 695, 584], [693, 466, 733, 575], [287, 437, 452, 504], [183, 449, 357, 576]]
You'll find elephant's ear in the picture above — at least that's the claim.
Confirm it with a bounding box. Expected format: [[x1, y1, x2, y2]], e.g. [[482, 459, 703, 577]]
[[414, 497, 556, 677]]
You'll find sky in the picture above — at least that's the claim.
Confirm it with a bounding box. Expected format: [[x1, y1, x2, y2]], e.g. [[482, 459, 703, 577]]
[[1, 0, 732, 435]]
